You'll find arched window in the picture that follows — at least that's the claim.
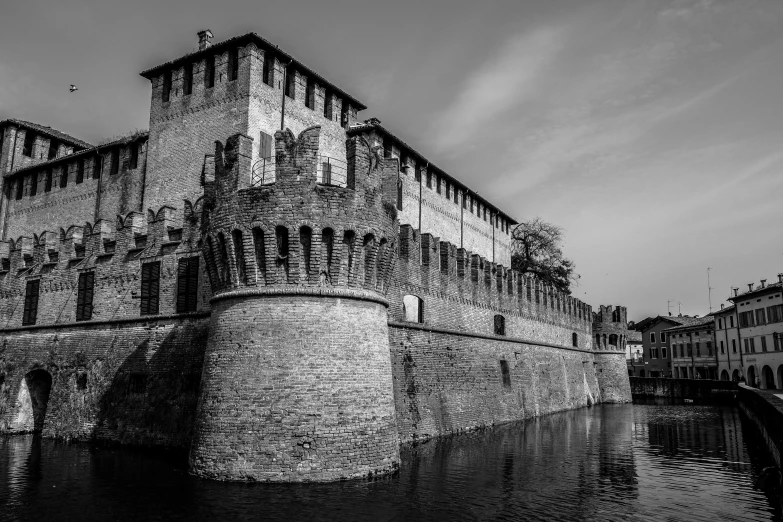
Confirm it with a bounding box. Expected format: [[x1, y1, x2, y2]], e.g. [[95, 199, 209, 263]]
[[609, 334, 618, 348], [363, 233, 376, 286], [320, 228, 334, 284], [595, 333, 601, 350], [299, 226, 312, 283], [231, 229, 246, 284], [253, 227, 266, 283], [499, 360, 511, 387], [275, 226, 289, 283], [403, 294, 423, 323], [494, 314, 506, 336], [217, 232, 230, 285], [343, 231, 356, 283], [572, 333, 578, 348]]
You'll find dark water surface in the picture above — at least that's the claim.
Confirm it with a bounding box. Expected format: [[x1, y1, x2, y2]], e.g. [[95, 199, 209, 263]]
[[1, 404, 780, 521]]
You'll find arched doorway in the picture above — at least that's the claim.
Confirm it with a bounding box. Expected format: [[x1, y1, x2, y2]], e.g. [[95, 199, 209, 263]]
[[761, 365, 775, 390], [732, 369, 740, 382], [747, 366, 757, 387], [720, 370, 729, 381], [12, 369, 53, 433]]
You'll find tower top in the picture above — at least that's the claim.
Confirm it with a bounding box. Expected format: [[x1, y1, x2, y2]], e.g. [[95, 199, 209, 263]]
[[197, 29, 214, 50]]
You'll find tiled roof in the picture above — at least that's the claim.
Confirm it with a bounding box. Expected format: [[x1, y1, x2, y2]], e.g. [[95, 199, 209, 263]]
[[663, 316, 713, 332], [730, 281, 783, 301], [1, 119, 92, 149], [627, 331, 643, 343], [4, 131, 148, 179], [139, 32, 366, 111]]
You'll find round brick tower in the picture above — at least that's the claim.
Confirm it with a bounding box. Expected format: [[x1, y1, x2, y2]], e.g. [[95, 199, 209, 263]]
[[189, 128, 401, 482]]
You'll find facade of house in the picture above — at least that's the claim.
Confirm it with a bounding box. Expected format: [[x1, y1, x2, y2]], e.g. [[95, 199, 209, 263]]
[[667, 317, 717, 379], [713, 304, 743, 381], [727, 279, 783, 389], [626, 330, 643, 376]]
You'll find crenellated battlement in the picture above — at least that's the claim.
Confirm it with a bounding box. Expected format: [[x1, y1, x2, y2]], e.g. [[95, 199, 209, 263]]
[[201, 127, 400, 301], [392, 222, 592, 334]]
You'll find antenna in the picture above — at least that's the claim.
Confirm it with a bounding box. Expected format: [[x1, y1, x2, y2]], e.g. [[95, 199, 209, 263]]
[[667, 300, 673, 316], [707, 267, 713, 313], [678, 302, 682, 315]]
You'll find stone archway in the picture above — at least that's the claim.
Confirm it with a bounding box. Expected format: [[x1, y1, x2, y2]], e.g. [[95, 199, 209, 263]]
[[732, 369, 740, 382], [747, 366, 757, 387], [12, 369, 53, 433], [720, 370, 729, 381], [761, 365, 775, 390]]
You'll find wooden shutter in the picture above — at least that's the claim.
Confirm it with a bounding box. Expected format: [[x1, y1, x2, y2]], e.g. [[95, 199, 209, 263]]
[[22, 279, 40, 325], [260, 132, 272, 159], [141, 262, 160, 315], [177, 257, 199, 313]]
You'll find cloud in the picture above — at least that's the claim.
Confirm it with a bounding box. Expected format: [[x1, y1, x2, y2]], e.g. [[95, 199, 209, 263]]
[[430, 27, 564, 152]]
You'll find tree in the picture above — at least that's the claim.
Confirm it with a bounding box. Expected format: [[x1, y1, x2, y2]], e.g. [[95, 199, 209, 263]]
[[510, 217, 579, 294]]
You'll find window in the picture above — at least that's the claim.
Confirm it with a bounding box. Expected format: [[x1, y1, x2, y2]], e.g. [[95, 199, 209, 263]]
[[695, 342, 700, 356], [76, 271, 95, 321], [680, 344, 684, 358], [662, 347, 667, 359], [285, 67, 295, 98], [44, 170, 52, 192], [660, 332, 666, 343], [129, 143, 139, 170], [739, 311, 755, 328], [396, 179, 403, 211], [383, 140, 392, 159], [775, 333, 782, 351], [15, 178, 22, 200], [718, 318, 723, 329], [426, 171, 432, 189], [109, 149, 119, 175], [755, 308, 766, 326], [22, 131, 35, 157], [494, 314, 506, 336], [22, 279, 40, 325], [76, 159, 84, 183], [414, 164, 422, 182], [730, 315, 734, 328], [750, 337, 756, 353], [743, 338, 749, 353], [720, 340, 724, 354], [93, 156, 101, 179], [176, 257, 199, 313], [205, 55, 215, 88], [29, 173, 37, 197], [454, 187, 458, 204], [436, 175, 442, 194], [403, 294, 423, 323], [650, 332, 656, 343], [767, 304, 783, 323], [305, 78, 315, 110], [140, 262, 161, 315], [761, 336, 767, 352], [259, 131, 273, 160], [228, 48, 239, 81], [48, 139, 58, 160], [183, 62, 193, 95], [500, 360, 511, 387], [323, 88, 332, 119], [340, 99, 350, 128], [60, 167, 68, 189], [263, 53, 274, 87], [732, 339, 737, 353], [162, 70, 172, 102], [651, 347, 658, 359], [687, 343, 693, 357], [572, 332, 578, 348]]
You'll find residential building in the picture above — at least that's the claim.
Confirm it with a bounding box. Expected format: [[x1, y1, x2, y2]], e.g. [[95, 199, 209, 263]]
[[626, 330, 643, 376], [634, 315, 704, 377], [666, 316, 717, 379], [713, 304, 742, 381]]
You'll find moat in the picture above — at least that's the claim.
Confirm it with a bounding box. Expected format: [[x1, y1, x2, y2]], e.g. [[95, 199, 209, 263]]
[[1, 403, 780, 521]]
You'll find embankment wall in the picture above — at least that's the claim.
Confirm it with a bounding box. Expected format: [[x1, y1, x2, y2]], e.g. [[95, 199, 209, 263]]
[[737, 384, 783, 468]]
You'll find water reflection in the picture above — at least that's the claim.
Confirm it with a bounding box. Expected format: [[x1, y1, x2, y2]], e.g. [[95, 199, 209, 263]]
[[0, 404, 779, 521]]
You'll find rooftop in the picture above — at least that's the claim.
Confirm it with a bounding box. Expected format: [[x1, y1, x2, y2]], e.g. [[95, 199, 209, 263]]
[[663, 316, 714, 332], [1, 119, 93, 150], [729, 280, 783, 302], [139, 32, 366, 111], [4, 131, 148, 179]]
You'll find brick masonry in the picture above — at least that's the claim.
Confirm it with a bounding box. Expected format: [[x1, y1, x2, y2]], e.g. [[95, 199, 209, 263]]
[[0, 31, 631, 483]]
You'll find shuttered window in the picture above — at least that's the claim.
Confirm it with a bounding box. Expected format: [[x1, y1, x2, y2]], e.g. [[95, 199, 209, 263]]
[[140, 261, 160, 315], [76, 271, 95, 321], [22, 279, 40, 325], [177, 257, 199, 313], [259, 131, 273, 159]]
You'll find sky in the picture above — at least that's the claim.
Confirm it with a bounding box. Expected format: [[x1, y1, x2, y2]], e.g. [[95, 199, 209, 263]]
[[1, 0, 782, 321]]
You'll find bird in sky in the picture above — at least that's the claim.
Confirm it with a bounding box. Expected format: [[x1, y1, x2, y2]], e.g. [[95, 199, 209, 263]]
[[69, 85, 78, 93]]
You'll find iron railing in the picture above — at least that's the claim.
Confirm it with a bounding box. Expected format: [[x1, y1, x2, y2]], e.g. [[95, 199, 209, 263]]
[[317, 155, 349, 188], [251, 157, 276, 186]]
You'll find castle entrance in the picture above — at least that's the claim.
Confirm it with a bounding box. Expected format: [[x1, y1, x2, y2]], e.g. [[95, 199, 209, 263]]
[[13, 369, 53, 433]]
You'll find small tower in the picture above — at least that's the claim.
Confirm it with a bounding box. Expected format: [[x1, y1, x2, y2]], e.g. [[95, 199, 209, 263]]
[[189, 127, 401, 481], [592, 305, 632, 403]]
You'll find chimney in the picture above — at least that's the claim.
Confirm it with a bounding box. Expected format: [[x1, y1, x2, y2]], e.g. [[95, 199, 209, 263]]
[[198, 29, 214, 51], [748, 283, 754, 292], [778, 273, 783, 284], [720, 303, 724, 310], [668, 312, 672, 316], [761, 279, 767, 289], [732, 287, 739, 297]]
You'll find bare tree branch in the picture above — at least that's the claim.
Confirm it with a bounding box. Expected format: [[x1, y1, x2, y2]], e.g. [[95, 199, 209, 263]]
[[510, 217, 579, 294]]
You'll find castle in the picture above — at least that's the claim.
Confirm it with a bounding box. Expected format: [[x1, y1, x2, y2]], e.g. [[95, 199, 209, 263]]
[[0, 31, 631, 482]]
